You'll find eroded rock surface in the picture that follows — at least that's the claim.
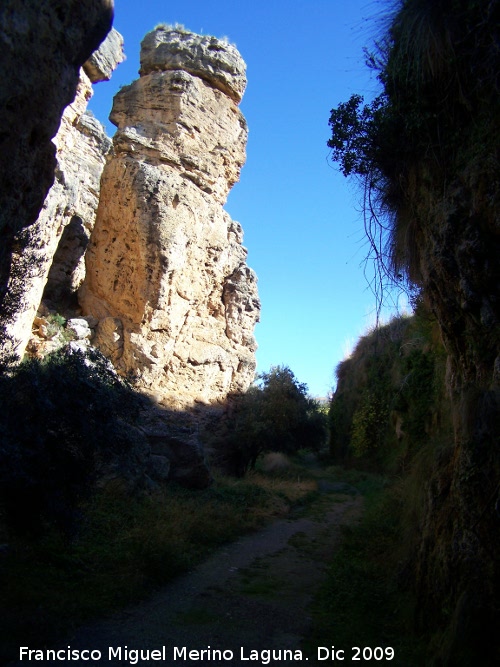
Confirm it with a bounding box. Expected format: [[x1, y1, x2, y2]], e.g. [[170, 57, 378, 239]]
[[80, 28, 260, 407], [3, 27, 123, 359], [6, 89, 107, 356], [84, 27, 125, 83], [0, 0, 115, 356]]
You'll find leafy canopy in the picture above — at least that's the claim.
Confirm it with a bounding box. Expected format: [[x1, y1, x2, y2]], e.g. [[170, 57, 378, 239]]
[[216, 365, 327, 476]]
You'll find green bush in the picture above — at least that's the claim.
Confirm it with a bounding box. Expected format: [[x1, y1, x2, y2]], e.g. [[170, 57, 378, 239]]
[[329, 311, 448, 472], [351, 391, 389, 458], [215, 366, 328, 476], [0, 347, 144, 536]]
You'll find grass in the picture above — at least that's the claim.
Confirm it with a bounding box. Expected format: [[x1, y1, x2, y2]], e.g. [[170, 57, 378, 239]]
[[174, 607, 218, 626], [0, 467, 317, 663], [239, 565, 285, 597], [1, 457, 430, 665], [303, 473, 428, 666]]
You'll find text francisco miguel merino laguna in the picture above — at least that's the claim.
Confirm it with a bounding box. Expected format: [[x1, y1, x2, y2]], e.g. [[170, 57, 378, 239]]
[[18, 645, 347, 663]]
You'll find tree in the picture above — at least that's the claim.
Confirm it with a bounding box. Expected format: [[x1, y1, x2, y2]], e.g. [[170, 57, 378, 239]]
[[217, 366, 327, 476]]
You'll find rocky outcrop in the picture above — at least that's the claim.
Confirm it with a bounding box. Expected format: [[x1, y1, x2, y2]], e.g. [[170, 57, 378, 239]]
[[0, 0, 115, 358], [80, 28, 260, 407], [42, 113, 112, 307], [2, 27, 123, 360], [84, 27, 125, 83]]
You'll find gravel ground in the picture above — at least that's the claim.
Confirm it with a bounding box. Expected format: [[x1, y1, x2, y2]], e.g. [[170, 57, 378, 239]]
[[11, 490, 362, 667]]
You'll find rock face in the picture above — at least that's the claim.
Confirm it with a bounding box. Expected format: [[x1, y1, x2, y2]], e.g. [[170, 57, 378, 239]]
[[3, 30, 123, 360], [84, 27, 124, 83], [338, 1, 499, 660], [42, 113, 112, 307], [80, 28, 260, 407], [0, 0, 115, 356]]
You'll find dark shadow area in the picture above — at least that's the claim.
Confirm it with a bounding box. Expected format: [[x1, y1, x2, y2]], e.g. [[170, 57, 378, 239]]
[[0, 346, 214, 532], [42, 215, 89, 312], [327, 308, 500, 666], [0, 345, 214, 663], [0, 349, 331, 665]]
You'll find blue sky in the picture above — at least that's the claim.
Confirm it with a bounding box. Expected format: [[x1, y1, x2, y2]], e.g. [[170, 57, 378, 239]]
[[88, 0, 399, 398]]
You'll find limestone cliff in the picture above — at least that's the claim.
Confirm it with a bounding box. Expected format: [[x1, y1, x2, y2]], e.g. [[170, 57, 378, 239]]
[[80, 28, 260, 407], [2, 28, 124, 359], [0, 0, 115, 358]]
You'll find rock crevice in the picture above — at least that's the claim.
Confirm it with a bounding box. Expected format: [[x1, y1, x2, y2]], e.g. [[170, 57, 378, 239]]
[[0, 0, 115, 352], [2, 25, 124, 359]]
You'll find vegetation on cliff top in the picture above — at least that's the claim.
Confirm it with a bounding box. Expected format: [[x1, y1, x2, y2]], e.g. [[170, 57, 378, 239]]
[[328, 0, 499, 317], [329, 307, 450, 472]]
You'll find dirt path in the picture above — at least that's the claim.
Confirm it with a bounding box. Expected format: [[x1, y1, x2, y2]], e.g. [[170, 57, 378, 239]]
[[12, 487, 362, 667]]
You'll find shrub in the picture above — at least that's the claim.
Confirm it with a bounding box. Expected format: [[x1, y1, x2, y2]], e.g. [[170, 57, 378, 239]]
[[214, 366, 328, 476], [0, 347, 144, 536], [327, 0, 499, 312], [328, 311, 448, 471], [350, 391, 389, 458]]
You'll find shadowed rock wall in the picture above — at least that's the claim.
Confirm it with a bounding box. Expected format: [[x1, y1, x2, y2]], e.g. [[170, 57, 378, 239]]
[[0, 0, 115, 357]]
